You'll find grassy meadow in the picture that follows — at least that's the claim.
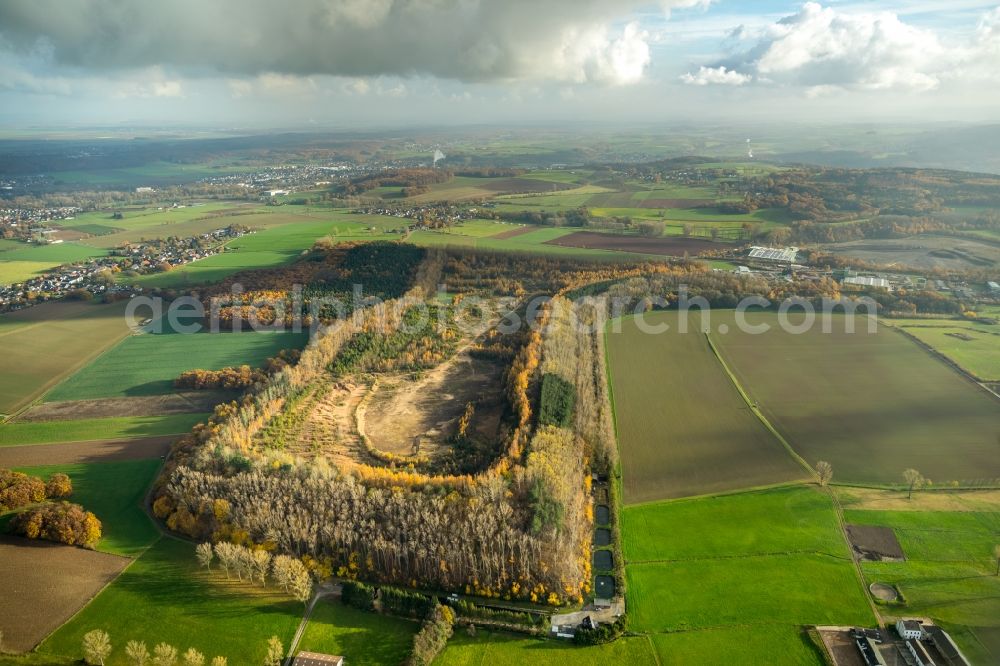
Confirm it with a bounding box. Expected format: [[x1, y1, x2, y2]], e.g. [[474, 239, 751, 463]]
[[0, 414, 205, 446], [298, 601, 418, 665], [35, 537, 302, 665], [435, 630, 658, 665], [13, 460, 162, 555], [0, 241, 107, 285]]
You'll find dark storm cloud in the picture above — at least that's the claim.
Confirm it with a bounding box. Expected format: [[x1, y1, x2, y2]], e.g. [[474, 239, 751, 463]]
[[0, 0, 698, 84]]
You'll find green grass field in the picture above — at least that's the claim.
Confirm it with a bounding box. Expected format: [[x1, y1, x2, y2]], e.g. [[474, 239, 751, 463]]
[[408, 227, 663, 261], [621, 486, 847, 562], [297, 601, 417, 665], [0, 241, 107, 285], [713, 312, 1000, 485], [0, 300, 132, 415], [605, 313, 807, 503], [621, 487, 873, 634], [35, 537, 302, 665], [0, 414, 205, 446], [131, 211, 406, 288], [14, 460, 161, 555], [46, 330, 309, 401], [844, 507, 1000, 629], [893, 325, 1000, 381], [435, 630, 658, 665], [650, 626, 825, 665]]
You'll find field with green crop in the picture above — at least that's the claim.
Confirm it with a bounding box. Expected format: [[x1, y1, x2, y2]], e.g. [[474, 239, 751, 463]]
[[13, 460, 161, 555], [34, 537, 302, 665], [0, 241, 107, 285], [0, 300, 131, 415], [622, 487, 873, 630], [605, 312, 807, 503], [891, 324, 1000, 381], [713, 311, 1000, 485], [408, 227, 664, 261], [131, 211, 406, 288], [0, 414, 205, 446], [46, 330, 309, 401], [297, 601, 417, 665], [435, 630, 658, 665], [650, 626, 826, 666]]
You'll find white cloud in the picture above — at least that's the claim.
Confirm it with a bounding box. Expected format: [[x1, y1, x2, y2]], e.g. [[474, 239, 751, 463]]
[[0, 0, 698, 87], [683, 2, 1000, 91], [680, 65, 751, 86]]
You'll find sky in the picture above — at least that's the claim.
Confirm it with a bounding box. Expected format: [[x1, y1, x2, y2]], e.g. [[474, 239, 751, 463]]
[[0, 0, 998, 129]]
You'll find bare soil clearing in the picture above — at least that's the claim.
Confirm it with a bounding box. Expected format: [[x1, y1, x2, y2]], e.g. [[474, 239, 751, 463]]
[[546, 231, 732, 256], [490, 225, 536, 239], [869, 582, 900, 602], [845, 524, 905, 561], [15, 392, 230, 422], [364, 354, 505, 457], [0, 435, 174, 467], [0, 535, 129, 653]]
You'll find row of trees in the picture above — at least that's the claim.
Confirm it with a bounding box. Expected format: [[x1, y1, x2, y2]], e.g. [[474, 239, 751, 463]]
[[80, 628, 253, 665]]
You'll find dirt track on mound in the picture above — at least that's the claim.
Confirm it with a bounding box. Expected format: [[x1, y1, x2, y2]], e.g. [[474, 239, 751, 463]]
[[0, 535, 129, 653], [0, 435, 175, 467]]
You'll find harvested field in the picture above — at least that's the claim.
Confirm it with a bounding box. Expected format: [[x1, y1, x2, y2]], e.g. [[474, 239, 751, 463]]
[[0, 436, 174, 467], [606, 313, 807, 504], [0, 300, 131, 415], [714, 311, 1000, 485], [476, 177, 574, 194], [546, 231, 731, 256], [845, 524, 905, 561], [490, 225, 537, 239], [0, 535, 129, 653], [16, 392, 230, 422], [820, 234, 1000, 271]]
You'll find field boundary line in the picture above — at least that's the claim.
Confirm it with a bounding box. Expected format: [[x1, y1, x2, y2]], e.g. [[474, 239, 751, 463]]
[[825, 486, 884, 629], [703, 332, 816, 478]]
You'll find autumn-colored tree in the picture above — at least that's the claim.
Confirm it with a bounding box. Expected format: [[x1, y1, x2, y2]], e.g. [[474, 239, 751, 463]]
[[152, 643, 178, 666], [182, 647, 206, 666], [263, 636, 283, 666], [45, 472, 73, 498], [12, 502, 102, 548], [196, 542, 214, 570]]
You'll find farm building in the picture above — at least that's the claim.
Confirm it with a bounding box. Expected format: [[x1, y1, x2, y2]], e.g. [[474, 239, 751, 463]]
[[905, 639, 937, 666], [292, 652, 344, 666], [843, 276, 891, 290], [748, 246, 798, 263], [924, 626, 972, 666], [988, 280, 1000, 293], [897, 619, 924, 640], [854, 635, 886, 666]]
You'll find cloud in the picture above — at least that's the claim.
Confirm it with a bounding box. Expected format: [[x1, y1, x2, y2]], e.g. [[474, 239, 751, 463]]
[[680, 65, 751, 86], [683, 2, 1000, 91], [0, 0, 697, 86]]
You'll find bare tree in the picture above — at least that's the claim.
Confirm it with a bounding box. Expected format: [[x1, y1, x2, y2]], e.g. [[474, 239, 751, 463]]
[[82, 630, 112, 666], [250, 549, 272, 587], [214, 543, 236, 579], [211, 658, 227, 666], [902, 469, 925, 500], [125, 640, 150, 666], [816, 461, 833, 486], [196, 542, 214, 571]]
